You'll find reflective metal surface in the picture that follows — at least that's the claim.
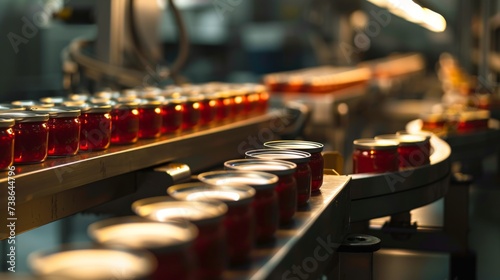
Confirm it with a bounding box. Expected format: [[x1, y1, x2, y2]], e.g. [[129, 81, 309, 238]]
[[349, 136, 451, 222]]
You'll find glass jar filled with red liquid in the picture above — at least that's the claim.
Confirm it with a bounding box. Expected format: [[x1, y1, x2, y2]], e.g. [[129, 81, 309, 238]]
[[264, 140, 324, 193], [167, 183, 255, 265], [0, 112, 49, 164], [138, 99, 163, 139], [30, 107, 81, 157], [377, 133, 430, 168], [255, 85, 270, 113], [241, 84, 261, 115], [180, 94, 202, 130], [160, 97, 184, 133], [132, 197, 228, 280], [245, 149, 312, 207], [110, 101, 140, 145], [0, 118, 15, 170], [213, 90, 234, 122], [29, 244, 157, 280], [456, 109, 490, 133], [352, 139, 399, 174], [75, 104, 112, 151], [224, 159, 297, 225], [198, 170, 279, 243], [89, 216, 198, 280], [421, 113, 446, 132], [229, 88, 246, 118], [197, 92, 217, 126]]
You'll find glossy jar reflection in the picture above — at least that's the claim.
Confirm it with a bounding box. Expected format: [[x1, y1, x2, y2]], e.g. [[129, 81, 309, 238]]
[[0, 118, 15, 170], [89, 216, 198, 280], [352, 139, 399, 173], [198, 171, 279, 243], [110, 102, 140, 145], [30, 107, 81, 157], [375, 134, 430, 168], [78, 105, 112, 151], [0, 112, 49, 164], [28, 245, 156, 280], [160, 97, 184, 134], [224, 159, 298, 224], [168, 183, 255, 265], [264, 140, 324, 192], [138, 100, 163, 139], [456, 110, 490, 133], [245, 149, 312, 206], [132, 198, 228, 280]]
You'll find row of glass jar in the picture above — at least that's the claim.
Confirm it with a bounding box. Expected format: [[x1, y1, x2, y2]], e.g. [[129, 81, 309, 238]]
[[352, 131, 432, 174], [0, 83, 269, 169], [421, 107, 490, 134], [27, 140, 326, 280]]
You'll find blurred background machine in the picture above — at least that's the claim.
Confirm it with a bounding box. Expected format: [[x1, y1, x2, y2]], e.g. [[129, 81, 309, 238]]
[[0, 0, 500, 279]]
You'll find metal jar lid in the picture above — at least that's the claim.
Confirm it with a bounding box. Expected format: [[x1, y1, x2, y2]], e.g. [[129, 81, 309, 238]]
[[198, 170, 278, 191], [68, 93, 91, 102], [458, 109, 490, 121], [11, 100, 54, 108], [132, 196, 227, 226], [39, 96, 67, 105], [94, 90, 121, 100], [66, 103, 112, 114], [88, 216, 197, 252], [375, 134, 428, 146], [245, 148, 312, 164], [30, 107, 81, 118], [0, 111, 49, 123], [28, 244, 156, 280], [138, 99, 163, 109], [224, 159, 297, 176], [396, 130, 433, 141], [167, 182, 255, 207], [353, 138, 399, 150], [0, 118, 15, 128], [0, 103, 26, 111], [264, 140, 324, 153]]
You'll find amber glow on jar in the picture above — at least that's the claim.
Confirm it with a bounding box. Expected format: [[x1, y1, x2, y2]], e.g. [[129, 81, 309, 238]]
[[110, 102, 140, 145]]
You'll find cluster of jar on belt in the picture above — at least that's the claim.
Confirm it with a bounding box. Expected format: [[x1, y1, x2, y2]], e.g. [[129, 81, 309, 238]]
[[28, 140, 325, 280], [0, 83, 269, 168]]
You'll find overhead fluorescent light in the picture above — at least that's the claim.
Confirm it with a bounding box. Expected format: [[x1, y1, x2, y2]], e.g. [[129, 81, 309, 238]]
[[367, 0, 446, 32]]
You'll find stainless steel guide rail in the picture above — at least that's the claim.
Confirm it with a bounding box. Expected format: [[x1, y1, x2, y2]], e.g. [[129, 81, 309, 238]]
[[349, 135, 452, 222]]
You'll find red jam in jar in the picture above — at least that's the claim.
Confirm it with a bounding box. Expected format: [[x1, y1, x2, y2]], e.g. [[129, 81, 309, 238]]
[[110, 101, 140, 145], [255, 85, 270, 112], [198, 93, 217, 126], [133, 198, 228, 280], [421, 113, 446, 132], [77, 105, 112, 151], [0, 112, 49, 164], [89, 216, 198, 280], [138, 100, 163, 139], [456, 110, 490, 133], [168, 183, 255, 265], [264, 140, 324, 192], [180, 95, 202, 130], [160, 97, 184, 133], [30, 107, 81, 157], [224, 159, 298, 224], [198, 170, 279, 243], [28, 245, 157, 280], [376, 134, 430, 168], [214, 91, 233, 122], [352, 139, 399, 174], [0, 118, 15, 170], [245, 149, 312, 207], [241, 84, 260, 115]]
